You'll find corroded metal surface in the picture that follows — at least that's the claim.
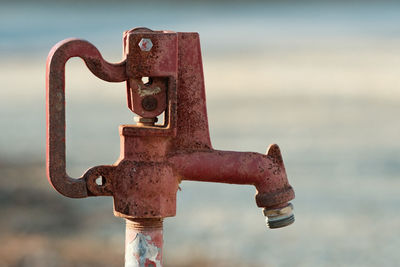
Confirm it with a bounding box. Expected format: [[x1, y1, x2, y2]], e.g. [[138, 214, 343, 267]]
[[46, 26, 294, 220], [46, 38, 126, 198], [46, 27, 296, 266]]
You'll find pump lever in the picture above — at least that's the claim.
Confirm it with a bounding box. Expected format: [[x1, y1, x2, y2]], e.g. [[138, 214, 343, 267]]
[[46, 38, 126, 198]]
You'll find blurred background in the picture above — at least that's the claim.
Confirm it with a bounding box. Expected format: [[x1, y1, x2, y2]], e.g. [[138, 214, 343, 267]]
[[1, 0, 400, 266]]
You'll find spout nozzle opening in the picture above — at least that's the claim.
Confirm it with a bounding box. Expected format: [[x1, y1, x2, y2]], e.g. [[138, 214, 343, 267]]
[[263, 203, 294, 229]]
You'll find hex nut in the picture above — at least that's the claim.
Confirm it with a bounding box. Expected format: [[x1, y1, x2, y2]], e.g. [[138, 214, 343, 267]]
[[138, 38, 153, 51], [263, 203, 293, 217]]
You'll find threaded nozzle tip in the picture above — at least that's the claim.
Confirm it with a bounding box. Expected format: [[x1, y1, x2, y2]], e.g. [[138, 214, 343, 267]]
[[263, 203, 295, 229]]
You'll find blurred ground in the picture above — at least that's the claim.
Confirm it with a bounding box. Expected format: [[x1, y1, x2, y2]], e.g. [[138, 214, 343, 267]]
[[0, 162, 260, 267]]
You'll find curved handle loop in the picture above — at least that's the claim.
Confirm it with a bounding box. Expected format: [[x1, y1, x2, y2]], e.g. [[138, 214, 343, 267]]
[[46, 38, 127, 198]]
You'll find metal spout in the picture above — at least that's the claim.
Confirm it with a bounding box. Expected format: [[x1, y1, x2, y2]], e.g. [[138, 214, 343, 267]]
[[169, 145, 295, 230], [263, 203, 294, 229]]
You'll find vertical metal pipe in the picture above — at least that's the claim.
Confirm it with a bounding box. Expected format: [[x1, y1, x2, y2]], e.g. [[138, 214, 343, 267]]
[[125, 218, 164, 267]]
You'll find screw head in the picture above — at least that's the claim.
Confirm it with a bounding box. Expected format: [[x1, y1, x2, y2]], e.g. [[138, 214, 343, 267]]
[[138, 38, 153, 51], [142, 96, 158, 111]]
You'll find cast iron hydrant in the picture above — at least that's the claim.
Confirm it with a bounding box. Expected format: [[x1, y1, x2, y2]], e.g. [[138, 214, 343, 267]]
[[46, 28, 295, 266]]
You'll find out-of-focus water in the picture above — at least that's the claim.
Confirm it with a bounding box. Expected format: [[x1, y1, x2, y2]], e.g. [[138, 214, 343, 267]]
[[1, 2, 400, 266]]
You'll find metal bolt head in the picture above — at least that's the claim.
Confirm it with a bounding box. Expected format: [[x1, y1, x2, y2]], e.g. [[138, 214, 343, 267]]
[[138, 38, 153, 51], [141, 96, 158, 111]]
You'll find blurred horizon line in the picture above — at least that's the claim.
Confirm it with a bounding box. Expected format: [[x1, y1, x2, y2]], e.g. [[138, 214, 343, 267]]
[[1, 0, 400, 4]]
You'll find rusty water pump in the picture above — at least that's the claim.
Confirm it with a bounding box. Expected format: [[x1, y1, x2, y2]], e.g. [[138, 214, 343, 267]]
[[46, 28, 295, 266]]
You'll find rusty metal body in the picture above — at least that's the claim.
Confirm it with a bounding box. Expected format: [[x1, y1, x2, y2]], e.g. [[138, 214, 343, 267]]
[[46, 28, 295, 266]]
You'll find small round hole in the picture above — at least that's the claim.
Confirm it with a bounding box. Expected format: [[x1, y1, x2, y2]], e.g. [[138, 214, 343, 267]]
[[95, 176, 105, 186]]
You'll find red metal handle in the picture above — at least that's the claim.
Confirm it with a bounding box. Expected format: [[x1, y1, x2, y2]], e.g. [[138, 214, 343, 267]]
[[46, 38, 126, 198]]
